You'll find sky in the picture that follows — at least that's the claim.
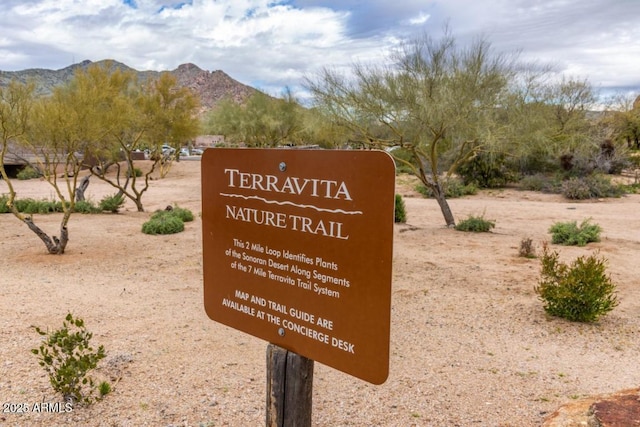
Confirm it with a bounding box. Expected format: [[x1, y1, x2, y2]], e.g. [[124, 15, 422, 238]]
[[1, 0, 639, 102]]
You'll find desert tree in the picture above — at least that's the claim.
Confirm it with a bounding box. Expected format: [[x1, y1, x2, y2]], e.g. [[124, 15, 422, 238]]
[[0, 82, 39, 239], [307, 28, 516, 226], [205, 89, 305, 147], [0, 78, 93, 254], [79, 64, 200, 211], [602, 93, 640, 150]]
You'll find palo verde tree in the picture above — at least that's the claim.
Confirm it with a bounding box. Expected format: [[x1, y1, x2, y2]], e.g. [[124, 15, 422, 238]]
[[0, 82, 45, 243], [307, 28, 516, 226], [0, 74, 110, 254], [204, 89, 305, 147], [491, 71, 600, 174], [603, 93, 640, 149], [78, 64, 199, 211]]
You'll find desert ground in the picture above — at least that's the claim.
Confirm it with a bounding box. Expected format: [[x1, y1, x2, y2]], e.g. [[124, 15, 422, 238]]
[[1, 158, 639, 427]]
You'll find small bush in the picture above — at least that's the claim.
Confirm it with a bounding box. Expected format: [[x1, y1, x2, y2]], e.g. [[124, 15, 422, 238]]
[[519, 237, 536, 258], [560, 177, 592, 199], [535, 246, 618, 322], [561, 175, 624, 200], [454, 214, 495, 232], [14, 198, 60, 214], [142, 214, 185, 235], [98, 381, 111, 397], [73, 200, 100, 214], [549, 219, 601, 246], [519, 173, 563, 193], [0, 194, 9, 213], [394, 194, 407, 223], [168, 206, 194, 222], [457, 152, 516, 188], [16, 166, 40, 180], [31, 313, 108, 405], [99, 193, 125, 213]]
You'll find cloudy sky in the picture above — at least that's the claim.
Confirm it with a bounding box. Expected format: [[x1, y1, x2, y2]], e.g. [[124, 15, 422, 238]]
[[2, 0, 639, 100]]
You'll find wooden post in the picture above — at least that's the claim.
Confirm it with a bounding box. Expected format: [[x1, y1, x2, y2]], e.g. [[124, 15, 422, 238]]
[[266, 344, 314, 427]]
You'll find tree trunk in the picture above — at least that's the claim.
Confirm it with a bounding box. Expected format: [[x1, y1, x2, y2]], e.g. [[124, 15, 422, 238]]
[[23, 218, 68, 254], [431, 183, 456, 227], [421, 172, 456, 227], [75, 175, 91, 202]]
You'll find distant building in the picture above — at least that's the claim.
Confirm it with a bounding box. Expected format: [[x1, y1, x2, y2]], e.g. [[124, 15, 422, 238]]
[[195, 135, 225, 148]]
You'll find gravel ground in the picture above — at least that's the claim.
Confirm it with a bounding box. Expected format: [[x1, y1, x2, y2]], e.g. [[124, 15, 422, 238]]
[[1, 161, 639, 426]]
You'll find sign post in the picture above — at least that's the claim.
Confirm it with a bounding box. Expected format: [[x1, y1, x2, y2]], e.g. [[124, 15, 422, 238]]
[[202, 148, 395, 422]]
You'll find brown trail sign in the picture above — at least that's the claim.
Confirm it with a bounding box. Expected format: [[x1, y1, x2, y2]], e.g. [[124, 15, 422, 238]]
[[202, 148, 395, 422]]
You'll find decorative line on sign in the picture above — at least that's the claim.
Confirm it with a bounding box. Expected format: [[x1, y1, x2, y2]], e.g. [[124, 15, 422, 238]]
[[219, 193, 363, 215]]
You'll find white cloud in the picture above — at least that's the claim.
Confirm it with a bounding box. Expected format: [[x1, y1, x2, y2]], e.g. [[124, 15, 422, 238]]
[[0, 0, 638, 98], [406, 12, 430, 26]]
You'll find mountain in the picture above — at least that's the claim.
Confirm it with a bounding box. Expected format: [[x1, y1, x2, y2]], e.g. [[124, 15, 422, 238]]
[[0, 59, 257, 113]]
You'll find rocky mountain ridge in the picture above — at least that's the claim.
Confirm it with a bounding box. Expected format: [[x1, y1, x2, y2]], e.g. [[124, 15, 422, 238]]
[[0, 59, 257, 113]]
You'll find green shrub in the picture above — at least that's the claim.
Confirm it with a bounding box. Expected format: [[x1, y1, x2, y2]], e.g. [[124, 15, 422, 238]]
[[142, 214, 185, 235], [0, 194, 9, 213], [535, 246, 618, 322], [394, 194, 407, 223], [130, 167, 143, 178], [31, 313, 108, 405], [99, 193, 125, 213], [415, 177, 477, 199], [167, 206, 194, 222], [16, 166, 40, 180], [98, 381, 111, 397], [457, 152, 515, 188], [73, 200, 100, 214], [549, 219, 601, 246], [14, 198, 60, 214], [454, 214, 495, 232]]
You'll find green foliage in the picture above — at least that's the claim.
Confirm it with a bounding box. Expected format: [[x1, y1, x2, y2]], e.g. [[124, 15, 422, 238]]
[[167, 205, 195, 222], [415, 177, 477, 199], [16, 166, 40, 180], [129, 167, 143, 178], [535, 247, 618, 322], [142, 214, 184, 235], [14, 198, 60, 214], [205, 90, 305, 147], [457, 152, 515, 188], [72, 200, 101, 214], [390, 148, 418, 175], [454, 214, 495, 232], [31, 313, 107, 405], [394, 194, 407, 223], [0, 195, 59, 214], [0, 194, 9, 213], [141, 207, 194, 235], [549, 219, 601, 246], [0, 194, 127, 215], [98, 381, 111, 397], [98, 193, 125, 213]]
